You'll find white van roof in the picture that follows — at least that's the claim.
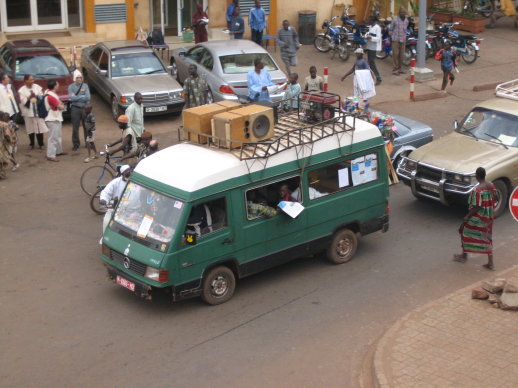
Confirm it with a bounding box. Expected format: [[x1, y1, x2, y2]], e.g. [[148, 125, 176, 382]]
[[135, 117, 381, 193]]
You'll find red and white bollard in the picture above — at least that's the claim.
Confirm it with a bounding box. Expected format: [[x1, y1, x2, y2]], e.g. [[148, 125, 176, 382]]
[[409, 58, 415, 100], [323, 67, 328, 92]]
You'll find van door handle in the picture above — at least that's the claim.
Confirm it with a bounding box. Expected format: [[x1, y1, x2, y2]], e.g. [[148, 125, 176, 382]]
[[221, 238, 233, 245]]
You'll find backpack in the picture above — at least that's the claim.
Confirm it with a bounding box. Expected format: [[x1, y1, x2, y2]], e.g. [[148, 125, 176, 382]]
[[36, 94, 49, 119]]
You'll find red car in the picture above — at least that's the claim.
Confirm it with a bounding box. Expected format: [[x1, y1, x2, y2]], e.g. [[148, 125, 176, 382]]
[[0, 39, 75, 115]]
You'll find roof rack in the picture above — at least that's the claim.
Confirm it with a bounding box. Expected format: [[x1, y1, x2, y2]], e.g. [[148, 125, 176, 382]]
[[178, 110, 358, 161], [495, 79, 518, 101]]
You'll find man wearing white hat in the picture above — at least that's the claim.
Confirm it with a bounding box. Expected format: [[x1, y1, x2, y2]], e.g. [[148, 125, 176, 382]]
[[68, 70, 90, 151], [341, 48, 376, 100], [100, 165, 131, 232]]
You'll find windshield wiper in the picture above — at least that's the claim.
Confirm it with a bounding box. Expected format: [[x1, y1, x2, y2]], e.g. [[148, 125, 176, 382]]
[[144, 69, 164, 74], [461, 130, 478, 140], [484, 132, 508, 149]]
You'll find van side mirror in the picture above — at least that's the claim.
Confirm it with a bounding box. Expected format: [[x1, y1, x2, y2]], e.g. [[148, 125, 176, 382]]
[[185, 231, 197, 245], [453, 120, 458, 130]]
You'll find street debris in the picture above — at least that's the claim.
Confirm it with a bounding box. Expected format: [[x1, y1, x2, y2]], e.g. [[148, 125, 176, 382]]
[[472, 278, 518, 310]]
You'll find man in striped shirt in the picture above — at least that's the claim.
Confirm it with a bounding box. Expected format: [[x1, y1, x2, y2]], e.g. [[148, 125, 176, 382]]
[[389, 7, 409, 76]]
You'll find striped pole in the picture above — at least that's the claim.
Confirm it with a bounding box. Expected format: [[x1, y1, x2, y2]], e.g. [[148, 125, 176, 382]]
[[323, 67, 329, 92], [409, 58, 415, 100], [73, 46, 78, 68]]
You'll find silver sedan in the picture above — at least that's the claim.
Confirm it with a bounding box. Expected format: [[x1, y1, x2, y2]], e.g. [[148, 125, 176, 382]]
[[170, 40, 287, 103]]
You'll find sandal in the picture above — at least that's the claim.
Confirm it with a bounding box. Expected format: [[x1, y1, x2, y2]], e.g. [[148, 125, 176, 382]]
[[482, 264, 495, 271], [453, 254, 467, 263]]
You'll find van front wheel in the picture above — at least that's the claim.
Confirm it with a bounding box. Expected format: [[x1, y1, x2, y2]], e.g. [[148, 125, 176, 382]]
[[201, 266, 236, 305], [327, 229, 358, 264]]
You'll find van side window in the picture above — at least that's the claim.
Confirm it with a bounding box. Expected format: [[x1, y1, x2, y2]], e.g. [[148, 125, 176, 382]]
[[245, 176, 300, 220], [186, 197, 227, 237], [309, 153, 379, 198]]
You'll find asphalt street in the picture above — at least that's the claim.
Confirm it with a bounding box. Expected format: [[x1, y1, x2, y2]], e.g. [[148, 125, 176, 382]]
[[1, 19, 518, 388]]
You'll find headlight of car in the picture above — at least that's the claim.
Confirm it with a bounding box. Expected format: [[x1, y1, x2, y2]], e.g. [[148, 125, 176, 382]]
[[169, 90, 182, 100], [144, 266, 169, 283], [120, 95, 133, 104]]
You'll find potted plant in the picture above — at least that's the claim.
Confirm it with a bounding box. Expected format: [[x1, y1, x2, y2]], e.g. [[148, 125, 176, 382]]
[[429, 7, 455, 24], [452, 0, 487, 33]]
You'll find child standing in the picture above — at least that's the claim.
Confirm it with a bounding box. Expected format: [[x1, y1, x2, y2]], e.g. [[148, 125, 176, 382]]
[[304, 66, 323, 92], [283, 73, 301, 111], [82, 104, 98, 163], [436, 41, 457, 91], [2, 111, 19, 171]]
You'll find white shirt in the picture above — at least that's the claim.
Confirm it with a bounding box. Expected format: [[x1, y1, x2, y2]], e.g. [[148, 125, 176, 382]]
[[0, 83, 19, 116], [44, 90, 64, 122], [100, 176, 128, 205], [18, 84, 43, 117], [366, 23, 382, 52]]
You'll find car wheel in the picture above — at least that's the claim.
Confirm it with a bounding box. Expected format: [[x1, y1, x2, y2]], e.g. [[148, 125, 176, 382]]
[[326, 229, 358, 264], [111, 95, 122, 121], [206, 88, 215, 104], [201, 266, 236, 305], [170, 58, 179, 81], [493, 180, 508, 218]]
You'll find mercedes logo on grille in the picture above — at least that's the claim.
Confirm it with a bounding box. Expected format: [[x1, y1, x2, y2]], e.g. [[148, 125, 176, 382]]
[[123, 257, 131, 269]]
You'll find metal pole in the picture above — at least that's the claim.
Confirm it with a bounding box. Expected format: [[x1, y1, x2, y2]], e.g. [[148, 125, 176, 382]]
[[160, 0, 165, 37], [417, 0, 427, 69]]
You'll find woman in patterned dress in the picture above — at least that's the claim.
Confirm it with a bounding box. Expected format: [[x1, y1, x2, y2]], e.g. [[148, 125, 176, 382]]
[[454, 167, 499, 270]]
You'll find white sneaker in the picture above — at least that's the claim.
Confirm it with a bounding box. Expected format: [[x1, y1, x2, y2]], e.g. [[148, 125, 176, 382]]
[[12, 163, 20, 171], [84, 157, 92, 163]]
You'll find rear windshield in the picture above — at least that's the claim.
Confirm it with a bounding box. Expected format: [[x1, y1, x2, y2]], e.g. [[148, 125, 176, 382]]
[[220, 53, 278, 74], [15, 54, 70, 80], [111, 52, 166, 77]]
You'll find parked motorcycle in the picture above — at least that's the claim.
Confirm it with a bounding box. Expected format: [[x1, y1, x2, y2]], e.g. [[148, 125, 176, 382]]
[[463, 0, 496, 18], [313, 15, 350, 61], [436, 22, 482, 64]]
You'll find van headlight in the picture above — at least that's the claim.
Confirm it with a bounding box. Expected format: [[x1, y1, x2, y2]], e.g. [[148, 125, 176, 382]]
[[145, 266, 169, 283]]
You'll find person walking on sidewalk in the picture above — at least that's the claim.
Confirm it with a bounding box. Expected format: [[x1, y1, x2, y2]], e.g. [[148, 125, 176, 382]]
[[389, 7, 408, 76], [192, 4, 209, 44], [454, 167, 498, 270], [45, 80, 67, 162], [436, 41, 457, 91], [365, 16, 382, 85], [68, 71, 90, 151], [341, 48, 376, 100], [18, 74, 48, 150], [249, 0, 266, 46], [277, 20, 300, 75]]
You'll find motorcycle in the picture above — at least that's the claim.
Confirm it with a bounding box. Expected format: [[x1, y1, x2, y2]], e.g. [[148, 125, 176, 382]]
[[463, 0, 496, 18], [313, 15, 350, 61], [436, 22, 482, 64]]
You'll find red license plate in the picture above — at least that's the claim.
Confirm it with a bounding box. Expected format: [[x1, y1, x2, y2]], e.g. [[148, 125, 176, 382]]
[[116, 275, 135, 292]]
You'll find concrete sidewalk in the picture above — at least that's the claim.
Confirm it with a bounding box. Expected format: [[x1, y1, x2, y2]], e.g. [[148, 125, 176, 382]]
[[372, 264, 518, 388]]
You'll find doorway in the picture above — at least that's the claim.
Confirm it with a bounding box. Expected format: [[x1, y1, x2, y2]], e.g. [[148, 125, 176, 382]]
[[0, 0, 68, 32], [152, 0, 206, 37]]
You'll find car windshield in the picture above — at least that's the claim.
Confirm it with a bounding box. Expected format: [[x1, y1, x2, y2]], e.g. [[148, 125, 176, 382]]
[[111, 52, 165, 77], [457, 107, 518, 147], [15, 54, 70, 79], [219, 53, 278, 74], [112, 182, 183, 248]]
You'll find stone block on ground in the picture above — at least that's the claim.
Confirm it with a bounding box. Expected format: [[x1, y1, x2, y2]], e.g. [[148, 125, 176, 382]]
[[482, 278, 507, 294], [472, 287, 490, 300], [498, 292, 518, 310], [503, 278, 518, 293], [488, 294, 500, 304]]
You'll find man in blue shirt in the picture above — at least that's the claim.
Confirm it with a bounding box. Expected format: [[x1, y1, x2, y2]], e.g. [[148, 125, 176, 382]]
[[226, 0, 239, 29], [68, 71, 91, 151], [247, 58, 274, 102], [249, 0, 266, 46], [229, 7, 245, 39]]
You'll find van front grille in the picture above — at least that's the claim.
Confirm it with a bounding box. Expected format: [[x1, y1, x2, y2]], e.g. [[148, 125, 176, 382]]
[[109, 249, 147, 276]]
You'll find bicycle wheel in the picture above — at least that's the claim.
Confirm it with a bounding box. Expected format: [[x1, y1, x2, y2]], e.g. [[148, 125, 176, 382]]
[[90, 187, 107, 215], [80, 165, 114, 196]]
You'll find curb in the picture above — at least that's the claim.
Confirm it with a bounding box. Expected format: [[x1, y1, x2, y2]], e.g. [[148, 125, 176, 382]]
[[411, 91, 448, 102], [372, 263, 518, 388], [473, 81, 502, 92]]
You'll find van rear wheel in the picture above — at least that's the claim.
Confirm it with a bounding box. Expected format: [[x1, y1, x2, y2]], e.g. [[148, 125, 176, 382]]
[[201, 266, 236, 305], [327, 229, 357, 264]]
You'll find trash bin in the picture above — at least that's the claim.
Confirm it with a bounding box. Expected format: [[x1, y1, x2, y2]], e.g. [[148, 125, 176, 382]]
[[298, 10, 316, 45], [182, 29, 194, 43]]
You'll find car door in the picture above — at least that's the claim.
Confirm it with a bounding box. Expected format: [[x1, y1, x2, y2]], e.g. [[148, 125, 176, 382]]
[[177, 46, 205, 83], [86, 47, 103, 92], [198, 49, 217, 100], [96, 49, 111, 100]]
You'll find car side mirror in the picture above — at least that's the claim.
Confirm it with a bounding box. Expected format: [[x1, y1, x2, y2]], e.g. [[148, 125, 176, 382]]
[[99, 69, 108, 77], [179, 51, 186, 57], [453, 120, 458, 130]]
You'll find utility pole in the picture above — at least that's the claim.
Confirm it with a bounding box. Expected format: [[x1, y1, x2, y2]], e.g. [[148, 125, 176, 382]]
[[415, 0, 434, 81]]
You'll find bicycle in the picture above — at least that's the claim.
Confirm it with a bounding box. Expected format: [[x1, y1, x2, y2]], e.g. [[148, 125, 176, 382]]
[[90, 184, 107, 215], [80, 145, 122, 196]]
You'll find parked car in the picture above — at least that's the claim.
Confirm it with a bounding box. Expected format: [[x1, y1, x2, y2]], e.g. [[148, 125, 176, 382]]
[[397, 79, 518, 217], [81, 40, 185, 120], [0, 39, 75, 118], [169, 40, 287, 104], [389, 113, 434, 166]]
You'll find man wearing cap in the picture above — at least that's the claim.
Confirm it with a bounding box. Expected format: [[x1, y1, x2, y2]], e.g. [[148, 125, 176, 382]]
[[68, 71, 90, 151], [341, 48, 376, 100], [100, 165, 131, 232], [125, 92, 144, 138], [106, 114, 136, 156]]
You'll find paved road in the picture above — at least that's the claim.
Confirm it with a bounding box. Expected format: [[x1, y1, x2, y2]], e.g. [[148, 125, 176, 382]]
[[2, 21, 518, 388]]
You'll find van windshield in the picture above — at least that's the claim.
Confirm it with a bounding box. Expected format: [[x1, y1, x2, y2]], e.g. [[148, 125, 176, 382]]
[[456, 107, 518, 147], [112, 182, 183, 248]]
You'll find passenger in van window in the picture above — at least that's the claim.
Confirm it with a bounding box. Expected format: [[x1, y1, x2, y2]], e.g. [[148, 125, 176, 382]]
[[187, 204, 212, 237], [247, 200, 277, 219], [278, 184, 298, 202]]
